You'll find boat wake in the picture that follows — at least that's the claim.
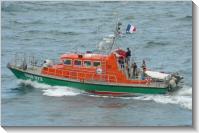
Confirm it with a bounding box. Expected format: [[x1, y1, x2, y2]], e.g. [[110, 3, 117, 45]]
[[88, 86, 192, 110], [17, 80, 82, 97], [42, 87, 82, 97], [125, 86, 192, 110], [17, 80, 192, 110]]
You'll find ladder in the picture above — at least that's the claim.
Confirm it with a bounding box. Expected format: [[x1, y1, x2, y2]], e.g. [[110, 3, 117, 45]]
[[101, 59, 107, 81]]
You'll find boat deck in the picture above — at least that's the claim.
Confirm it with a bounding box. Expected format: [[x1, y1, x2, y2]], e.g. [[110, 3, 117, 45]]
[[10, 65, 168, 89]]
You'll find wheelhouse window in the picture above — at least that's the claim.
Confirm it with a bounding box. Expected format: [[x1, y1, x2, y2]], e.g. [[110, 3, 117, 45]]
[[63, 59, 71, 65], [83, 61, 91, 67], [93, 61, 101, 67], [74, 60, 82, 66]]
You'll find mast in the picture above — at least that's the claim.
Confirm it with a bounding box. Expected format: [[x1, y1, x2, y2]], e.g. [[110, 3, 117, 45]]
[[109, 19, 122, 53]]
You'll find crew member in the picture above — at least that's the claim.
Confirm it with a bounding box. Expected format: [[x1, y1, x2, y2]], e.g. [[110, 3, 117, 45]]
[[118, 56, 124, 69], [130, 63, 134, 79], [126, 48, 131, 65], [126, 63, 130, 78], [141, 60, 146, 71], [133, 62, 137, 78]]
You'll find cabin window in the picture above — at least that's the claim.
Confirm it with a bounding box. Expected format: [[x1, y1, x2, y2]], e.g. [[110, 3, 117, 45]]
[[63, 59, 71, 65], [83, 61, 91, 67], [74, 60, 82, 66], [93, 61, 101, 67]]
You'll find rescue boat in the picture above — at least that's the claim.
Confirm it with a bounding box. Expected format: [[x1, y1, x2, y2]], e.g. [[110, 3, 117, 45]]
[[7, 21, 183, 96]]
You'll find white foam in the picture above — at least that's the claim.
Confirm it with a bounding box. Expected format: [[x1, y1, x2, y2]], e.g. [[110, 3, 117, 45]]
[[18, 80, 82, 97], [18, 80, 192, 110], [132, 86, 192, 110], [42, 87, 81, 97], [89, 85, 192, 110]]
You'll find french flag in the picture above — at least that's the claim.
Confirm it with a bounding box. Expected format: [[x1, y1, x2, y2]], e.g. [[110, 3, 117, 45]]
[[126, 24, 136, 33]]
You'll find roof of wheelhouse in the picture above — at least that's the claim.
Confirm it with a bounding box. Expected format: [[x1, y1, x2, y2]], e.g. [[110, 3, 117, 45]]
[[60, 53, 108, 60]]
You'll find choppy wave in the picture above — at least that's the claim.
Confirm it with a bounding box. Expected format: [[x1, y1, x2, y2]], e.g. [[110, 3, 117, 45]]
[[2, 2, 26, 12], [185, 15, 192, 19], [47, 30, 80, 36], [165, 13, 175, 18], [124, 15, 135, 20], [22, 30, 80, 36], [144, 41, 170, 48], [76, 18, 96, 22], [18, 80, 82, 97], [13, 20, 44, 25], [2, 2, 53, 13], [178, 15, 192, 21], [183, 15, 192, 20]]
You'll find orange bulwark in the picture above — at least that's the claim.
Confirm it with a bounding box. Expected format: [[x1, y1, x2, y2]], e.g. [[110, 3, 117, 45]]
[[41, 50, 149, 85]]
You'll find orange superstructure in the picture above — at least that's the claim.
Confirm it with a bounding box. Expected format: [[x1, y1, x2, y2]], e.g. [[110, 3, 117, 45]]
[[41, 49, 149, 85]]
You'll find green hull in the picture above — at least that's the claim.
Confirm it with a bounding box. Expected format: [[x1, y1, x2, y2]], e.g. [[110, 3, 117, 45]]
[[9, 67, 168, 95]]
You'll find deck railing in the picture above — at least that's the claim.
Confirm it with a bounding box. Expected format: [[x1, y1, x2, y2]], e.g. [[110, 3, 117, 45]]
[[11, 52, 51, 69], [42, 67, 118, 84]]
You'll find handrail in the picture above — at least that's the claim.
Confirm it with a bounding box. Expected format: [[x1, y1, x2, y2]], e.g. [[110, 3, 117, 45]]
[[42, 67, 117, 83], [12, 52, 46, 68]]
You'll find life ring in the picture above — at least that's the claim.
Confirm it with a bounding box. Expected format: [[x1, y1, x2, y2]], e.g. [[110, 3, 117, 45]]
[[145, 77, 151, 85], [96, 67, 102, 74]]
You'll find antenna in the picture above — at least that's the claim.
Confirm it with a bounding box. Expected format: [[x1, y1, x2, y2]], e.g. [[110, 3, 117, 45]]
[[109, 17, 122, 53]]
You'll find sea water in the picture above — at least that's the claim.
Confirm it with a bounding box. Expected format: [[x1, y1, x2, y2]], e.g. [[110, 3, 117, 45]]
[[1, 1, 192, 126]]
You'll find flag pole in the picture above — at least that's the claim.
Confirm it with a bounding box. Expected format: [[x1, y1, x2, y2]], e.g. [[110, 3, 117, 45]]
[[109, 17, 121, 54]]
